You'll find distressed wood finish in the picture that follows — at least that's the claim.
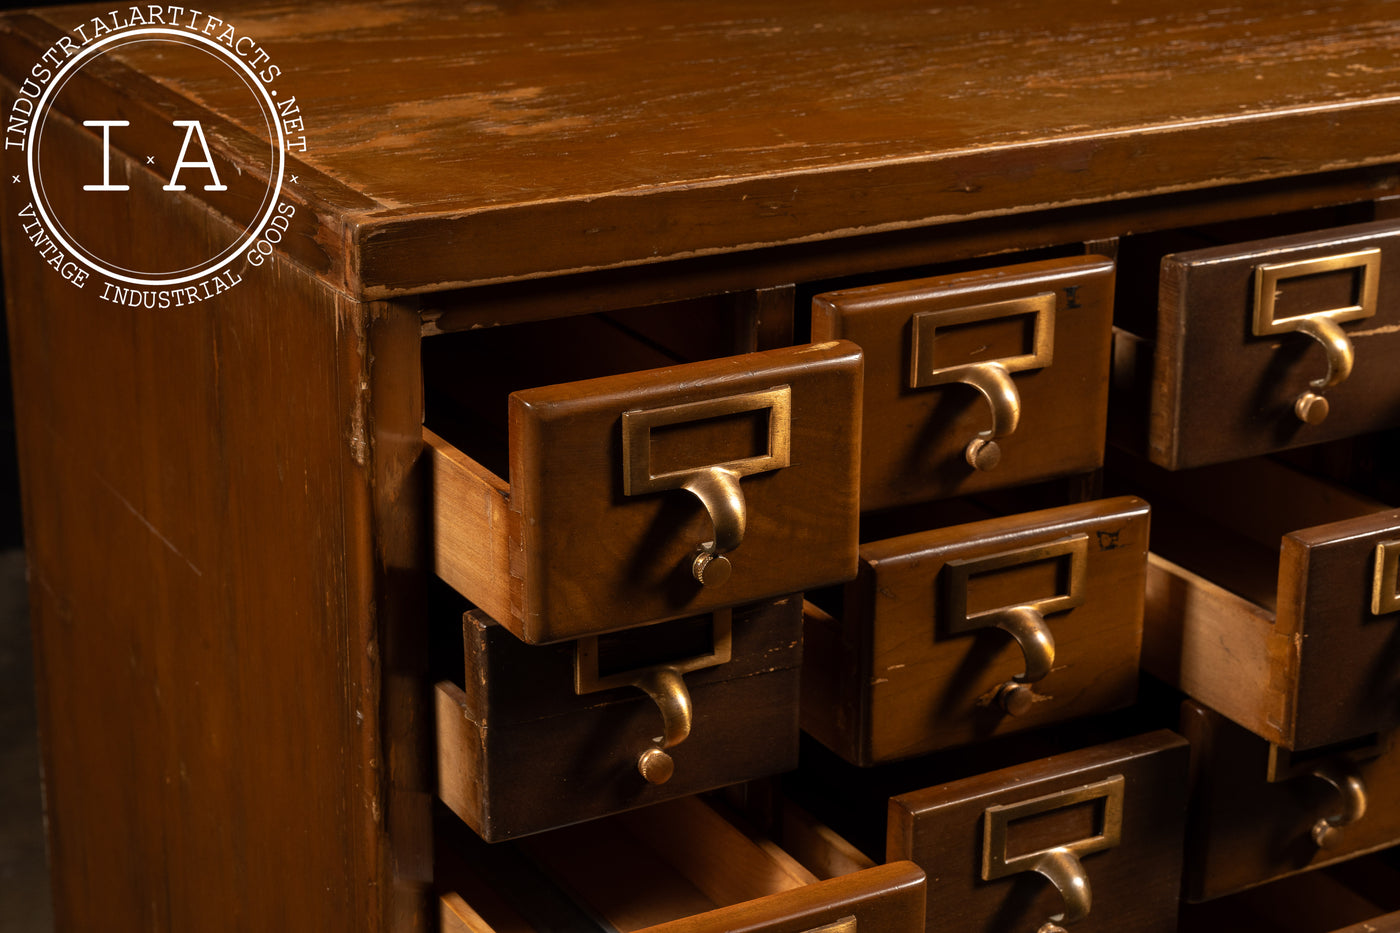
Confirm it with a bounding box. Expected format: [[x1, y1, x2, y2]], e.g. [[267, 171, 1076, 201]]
[[436, 597, 803, 842], [887, 730, 1189, 933], [1180, 700, 1400, 902], [438, 796, 926, 933], [0, 86, 427, 932], [1132, 456, 1400, 750], [429, 340, 863, 644], [803, 497, 1149, 765], [6, 2, 1400, 303], [1133, 219, 1400, 469], [811, 256, 1115, 508]]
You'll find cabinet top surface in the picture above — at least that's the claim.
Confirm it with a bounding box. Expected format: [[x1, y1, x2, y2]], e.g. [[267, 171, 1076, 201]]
[[5, 0, 1400, 297]]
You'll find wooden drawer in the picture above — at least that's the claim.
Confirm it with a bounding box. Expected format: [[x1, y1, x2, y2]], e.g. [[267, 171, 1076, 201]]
[[1180, 700, 1400, 902], [1135, 456, 1400, 750], [810, 255, 1115, 510], [1179, 856, 1400, 931], [427, 339, 862, 644], [887, 730, 1189, 933], [436, 597, 802, 842], [1121, 217, 1400, 470], [802, 497, 1149, 765], [438, 796, 927, 933]]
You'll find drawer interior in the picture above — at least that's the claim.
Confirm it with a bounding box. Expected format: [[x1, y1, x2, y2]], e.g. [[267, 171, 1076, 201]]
[[437, 795, 880, 933]]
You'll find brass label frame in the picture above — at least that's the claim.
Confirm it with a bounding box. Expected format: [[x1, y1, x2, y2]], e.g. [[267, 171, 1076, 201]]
[[620, 386, 792, 495], [1252, 248, 1380, 336], [982, 775, 1125, 881], [1372, 540, 1400, 616], [942, 534, 1089, 636], [909, 292, 1056, 389], [574, 610, 732, 695]]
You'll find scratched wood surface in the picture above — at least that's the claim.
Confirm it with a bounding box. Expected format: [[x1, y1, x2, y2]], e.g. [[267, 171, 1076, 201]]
[[4, 0, 1400, 298]]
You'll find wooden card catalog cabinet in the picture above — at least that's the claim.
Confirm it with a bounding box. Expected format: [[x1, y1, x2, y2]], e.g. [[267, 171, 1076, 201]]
[[811, 256, 1115, 510], [1136, 456, 1400, 751], [427, 340, 863, 644], [1118, 218, 1400, 470], [803, 497, 1149, 765], [887, 730, 1189, 933]]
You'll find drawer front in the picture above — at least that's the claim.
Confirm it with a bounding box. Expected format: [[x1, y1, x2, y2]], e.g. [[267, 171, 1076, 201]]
[[1150, 218, 1400, 470], [1181, 701, 1400, 902], [437, 597, 802, 842], [432, 339, 862, 644], [803, 497, 1148, 765], [811, 255, 1114, 510], [887, 730, 1189, 933]]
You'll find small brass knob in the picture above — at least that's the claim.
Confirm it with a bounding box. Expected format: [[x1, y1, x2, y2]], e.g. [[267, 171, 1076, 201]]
[[965, 437, 1002, 472], [1295, 392, 1329, 425], [692, 549, 732, 587], [996, 682, 1035, 717], [637, 747, 675, 785]]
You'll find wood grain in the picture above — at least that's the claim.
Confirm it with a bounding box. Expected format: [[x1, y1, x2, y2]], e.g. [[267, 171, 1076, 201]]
[[887, 730, 1189, 933], [6, 2, 1400, 297], [811, 255, 1115, 508], [803, 497, 1149, 764]]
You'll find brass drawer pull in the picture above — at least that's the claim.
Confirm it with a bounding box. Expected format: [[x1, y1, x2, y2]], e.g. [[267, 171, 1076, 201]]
[[622, 386, 792, 587], [1309, 760, 1368, 849], [942, 534, 1088, 716], [1252, 248, 1379, 424], [983, 775, 1124, 931], [909, 293, 1055, 472], [574, 611, 733, 785]]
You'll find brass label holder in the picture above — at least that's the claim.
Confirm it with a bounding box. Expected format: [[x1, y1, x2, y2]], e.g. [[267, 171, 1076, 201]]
[[574, 610, 733, 785], [1372, 539, 1400, 615], [940, 534, 1088, 716], [909, 292, 1055, 472], [803, 918, 856, 933], [622, 386, 792, 587], [1252, 248, 1380, 425], [983, 775, 1125, 929]]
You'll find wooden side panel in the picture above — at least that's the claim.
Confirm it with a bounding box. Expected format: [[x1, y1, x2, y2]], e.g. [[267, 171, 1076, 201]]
[[427, 429, 517, 627], [2, 101, 420, 931], [509, 341, 862, 644], [1143, 554, 1294, 746], [1151, 219, 1400, 469], [887, 730, 1189, 933], [806, 497, 1148, 764], [812, 256, 1115, 509]]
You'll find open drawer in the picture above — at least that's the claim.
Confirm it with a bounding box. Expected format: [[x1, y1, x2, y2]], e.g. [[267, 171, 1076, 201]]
[[1133, 456, 1400, 750], [811, 255, 1115, 510], [1114, 217, 1400, 470], [1180, 700, 1400, 902], [803, 497, 1149, 765], [437, 796, 927, 933], [426, 335, 863, 644], [436, 597, 802, 842]]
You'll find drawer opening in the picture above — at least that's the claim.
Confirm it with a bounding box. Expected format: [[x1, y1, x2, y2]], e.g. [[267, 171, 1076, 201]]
[[437, 796, 916, 933]]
